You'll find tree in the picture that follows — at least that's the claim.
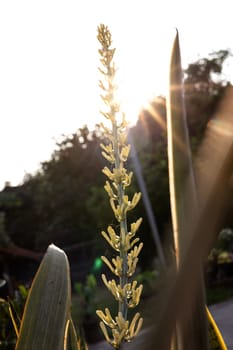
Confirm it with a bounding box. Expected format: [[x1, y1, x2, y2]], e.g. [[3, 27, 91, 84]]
[[184, 49, 232, 151], [0, 126, 105, 252], [24, 125, 105, 249]]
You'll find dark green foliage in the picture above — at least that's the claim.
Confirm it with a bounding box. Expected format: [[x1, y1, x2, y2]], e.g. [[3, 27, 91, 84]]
[[135, 270, 158, 298], [207, 286, 233, 305], [184, 49, 232, 152], [72, 274, 106, 343], [0, 185, 39, 249], [73, 274, 98, 323], [30, 126, 105, 249], [0, 213, 12, 247], [216, 228, 233, 252], [207, 228, 233, 284], [0, 192, 22, 210], [85, 186, 112, 231], [0, 285, 28, 350]]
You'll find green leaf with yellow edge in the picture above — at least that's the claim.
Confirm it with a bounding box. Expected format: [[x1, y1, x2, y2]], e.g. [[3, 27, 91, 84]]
[[166, 30, 209, 349], [207, 308, 227, 350], [167, 29, 197, 259], [15, 244, 71, 350], [64, 318, 79, 350], [144, 91, 233, 349]]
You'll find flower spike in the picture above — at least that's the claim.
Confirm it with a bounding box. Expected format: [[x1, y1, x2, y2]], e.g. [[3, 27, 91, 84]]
[[96, 23, 143, 348]]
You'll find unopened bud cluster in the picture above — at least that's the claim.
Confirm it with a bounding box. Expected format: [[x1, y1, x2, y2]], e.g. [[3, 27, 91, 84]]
[[96, 24, 143, 349]]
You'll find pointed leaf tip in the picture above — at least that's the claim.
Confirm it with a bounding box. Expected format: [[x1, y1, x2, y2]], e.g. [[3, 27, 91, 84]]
[[16, 244, 71, 350]]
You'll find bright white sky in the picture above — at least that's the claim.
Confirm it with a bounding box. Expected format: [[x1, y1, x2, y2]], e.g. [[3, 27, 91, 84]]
[[0, 0, 233, 189]]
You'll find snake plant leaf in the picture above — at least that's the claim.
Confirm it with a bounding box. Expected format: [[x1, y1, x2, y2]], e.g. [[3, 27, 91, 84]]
[[166, 30, 208, 349], [144, 86, 233, 350], [167, 29, 197, 258], [207, 308, 227, 350], [15, 244, 71, 350], [64, 318, 79, 350]]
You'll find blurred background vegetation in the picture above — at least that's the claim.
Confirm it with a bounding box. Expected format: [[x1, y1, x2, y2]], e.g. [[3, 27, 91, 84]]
[[0, 49, 233, 327]]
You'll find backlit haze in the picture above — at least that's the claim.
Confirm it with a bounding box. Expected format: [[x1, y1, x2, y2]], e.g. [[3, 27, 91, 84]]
[[0, 0, 233, 189]]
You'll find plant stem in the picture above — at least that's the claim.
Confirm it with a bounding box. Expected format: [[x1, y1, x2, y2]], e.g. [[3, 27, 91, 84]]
[[112, 120, 128, 320]]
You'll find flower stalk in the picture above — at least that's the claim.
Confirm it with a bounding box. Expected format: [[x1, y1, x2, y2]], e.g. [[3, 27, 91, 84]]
[[96, 24, 143, 349]]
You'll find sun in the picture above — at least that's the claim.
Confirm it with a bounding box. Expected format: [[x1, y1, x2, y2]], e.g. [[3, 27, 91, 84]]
[[116, 79, 167, 128], [96, 23, 172, 129], [113, 58, 169, 127]]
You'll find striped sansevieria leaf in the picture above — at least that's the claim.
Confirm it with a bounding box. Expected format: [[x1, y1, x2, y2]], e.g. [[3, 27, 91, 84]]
[[167, 30, 210, 350], [15, 244, 71, 350], [143, 31, 232, 350], [64, 318, 80, 350]]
